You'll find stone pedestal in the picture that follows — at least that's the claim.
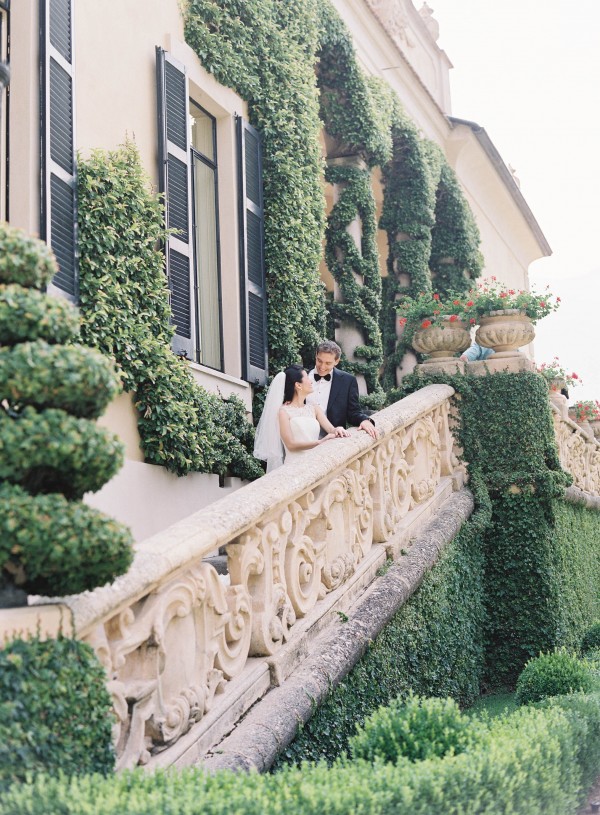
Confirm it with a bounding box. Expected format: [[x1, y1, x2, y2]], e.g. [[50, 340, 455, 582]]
[[415, 358, 466, 375], [467, 355, 535, 375]]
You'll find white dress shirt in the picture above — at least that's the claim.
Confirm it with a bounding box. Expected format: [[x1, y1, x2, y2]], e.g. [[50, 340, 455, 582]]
[[306, 368, 332, 413]]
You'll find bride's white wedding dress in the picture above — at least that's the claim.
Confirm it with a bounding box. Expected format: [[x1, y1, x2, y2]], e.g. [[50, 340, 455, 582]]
[[281, 403, 320, 463]]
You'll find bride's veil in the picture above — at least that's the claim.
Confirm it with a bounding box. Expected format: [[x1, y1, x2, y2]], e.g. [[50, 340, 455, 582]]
[[253, 371, 286, 472]]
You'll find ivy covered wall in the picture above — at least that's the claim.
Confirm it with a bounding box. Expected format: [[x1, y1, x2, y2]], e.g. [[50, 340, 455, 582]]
[[184, 0, 482, 389], [77, 0, 484, 476]]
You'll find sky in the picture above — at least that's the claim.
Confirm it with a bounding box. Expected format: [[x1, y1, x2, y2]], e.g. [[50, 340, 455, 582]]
[[425, 0, 600, 401]]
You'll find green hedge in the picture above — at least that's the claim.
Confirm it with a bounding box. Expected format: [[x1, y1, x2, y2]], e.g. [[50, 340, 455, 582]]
[[0, 284, 80, 345], [0, 224, 58, 289], [0, 406, 124, 500], [0, 341, 120, 419], [0, 636, 114, 792], [274, 507, 487, 766], [0, 482, 133, 596], [3, 696, 600, 814]]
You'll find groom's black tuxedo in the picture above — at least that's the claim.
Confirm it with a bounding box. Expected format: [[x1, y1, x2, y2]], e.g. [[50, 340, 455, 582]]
[[324, 368, 373, 428]]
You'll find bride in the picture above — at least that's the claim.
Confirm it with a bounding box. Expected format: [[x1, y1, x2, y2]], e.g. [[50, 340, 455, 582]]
[[254, 364, 350, 472]]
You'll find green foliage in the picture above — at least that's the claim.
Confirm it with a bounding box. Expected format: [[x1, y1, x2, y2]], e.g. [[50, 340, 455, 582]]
[[0, 635, 114, 791], [185, 0, 326, 371], [317, 2, 393, 167], [274, 515, 486, 766], [582, 622, 600, 654], [324, 163, 384, 399], [77, 142, 263, 480], [0, 222, 133, 598], [0, 482, 133, 596], [0, 407, 123, 500], [6, 698, 600, 814], [0, 284, 80, 345], [0, 341, 120, 419], [397, 368, 582, 686], [516, 649, 596, 706], [429, 160, 483, 295], [349, 694, 480, 764], [0, 223, 59, 289]]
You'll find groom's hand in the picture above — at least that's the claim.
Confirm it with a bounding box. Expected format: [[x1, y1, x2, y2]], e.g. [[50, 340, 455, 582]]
[[359, 419, 379, 439]]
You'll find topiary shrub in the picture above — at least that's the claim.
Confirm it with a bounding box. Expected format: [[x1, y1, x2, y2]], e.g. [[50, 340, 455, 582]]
[[349, 693, 481, 765], [515, 648, 596, 706], [0, 635, 115, 791], [0, 223, 133, 598], [581, 621, 600, 654]]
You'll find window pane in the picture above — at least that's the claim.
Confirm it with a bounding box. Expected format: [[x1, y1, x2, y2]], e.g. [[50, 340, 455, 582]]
[[190, 101, 214, 162], [193, 158, 221, 369]]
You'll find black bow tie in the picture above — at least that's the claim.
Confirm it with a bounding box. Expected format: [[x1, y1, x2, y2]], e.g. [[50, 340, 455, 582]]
[[314, 373, 331, 381]]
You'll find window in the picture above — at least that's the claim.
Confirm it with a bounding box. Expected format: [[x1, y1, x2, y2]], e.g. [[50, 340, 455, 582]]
[[156, 47, 267, 383], [190, 101, 222, 370]]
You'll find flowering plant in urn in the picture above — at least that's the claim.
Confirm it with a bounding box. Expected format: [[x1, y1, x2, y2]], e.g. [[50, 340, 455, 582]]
[[396, 291, 474, 345], [396, 291, 472, 358], [536, 358, 582, 391], [572, 400, 600, 423], [466, 277, 560, 322]]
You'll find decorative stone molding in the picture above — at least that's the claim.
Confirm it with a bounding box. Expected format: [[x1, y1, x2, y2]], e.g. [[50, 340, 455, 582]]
[[365, 0, 414, 48], [552, 407, 600, 496], [31, 385, 459, 769]]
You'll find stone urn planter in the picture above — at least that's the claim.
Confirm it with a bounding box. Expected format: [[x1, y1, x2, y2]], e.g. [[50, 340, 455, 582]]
[[411, 317, 470, 360], [475, 309, 535, 354], [589, 420, 600, 440]]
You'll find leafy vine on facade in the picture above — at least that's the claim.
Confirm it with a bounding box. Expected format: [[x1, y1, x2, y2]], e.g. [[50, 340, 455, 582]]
[[77, 142, 263, 480]]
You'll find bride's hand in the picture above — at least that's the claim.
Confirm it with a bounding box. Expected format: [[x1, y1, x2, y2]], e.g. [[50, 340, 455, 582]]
[[334, 426, 350, 437], [318, 433, 336, 444]]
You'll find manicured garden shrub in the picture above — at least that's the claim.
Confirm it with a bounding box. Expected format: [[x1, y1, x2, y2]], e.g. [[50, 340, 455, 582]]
[[0, 483, 133, 596], [0, 341, 120, 418], [0, 284, 80, 345], [349, 694, 481, 764], [581, 621, 600, 654], [516, 649, 596, 706], [4, 698, 600, 814], [0, 222, 133, 598], [0, 635, 115, 791]]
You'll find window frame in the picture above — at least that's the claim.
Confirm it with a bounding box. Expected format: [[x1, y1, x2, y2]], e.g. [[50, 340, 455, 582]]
[[189, 99, 224, 372]]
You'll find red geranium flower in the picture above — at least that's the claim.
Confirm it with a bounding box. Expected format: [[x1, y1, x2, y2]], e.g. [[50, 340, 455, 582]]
[[466, 300, 474, 307], [421, 320, 432, 328], [433, 293, 440, 300], [449, 314, 458, 322]]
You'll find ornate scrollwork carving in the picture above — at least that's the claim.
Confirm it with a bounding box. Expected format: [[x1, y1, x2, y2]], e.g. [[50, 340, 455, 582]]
[[553, 414, 600, 495], [84, 562, 251, 769]]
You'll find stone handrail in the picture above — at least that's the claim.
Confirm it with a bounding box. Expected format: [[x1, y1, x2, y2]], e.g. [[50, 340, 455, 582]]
[[57, 384, 458, 769], [551, 402, 600, 496]]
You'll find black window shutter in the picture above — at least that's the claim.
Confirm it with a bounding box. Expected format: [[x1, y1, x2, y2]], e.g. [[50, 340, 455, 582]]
[[156, 47, 195, 360], [40, 0, 77, 299], [237, 116, 267, 385]]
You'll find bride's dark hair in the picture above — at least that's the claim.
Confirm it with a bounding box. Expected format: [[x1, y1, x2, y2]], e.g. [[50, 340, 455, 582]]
[[283, 364, 305, 403]]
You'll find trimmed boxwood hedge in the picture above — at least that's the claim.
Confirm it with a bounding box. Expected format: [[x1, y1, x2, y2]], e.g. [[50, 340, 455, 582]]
[[0, 222, 133, 598], [2, 695, 600, 814], [0, 406, 124, 500], [0, 635, 115, 792], [0, 482, 133, 596], [0, 284, 80, 346], [0, 341, 121, 419]]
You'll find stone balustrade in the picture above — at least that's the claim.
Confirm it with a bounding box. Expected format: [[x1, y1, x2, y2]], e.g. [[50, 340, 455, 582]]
[[39, 384, 458, 770], [551, 404, 600, 495]]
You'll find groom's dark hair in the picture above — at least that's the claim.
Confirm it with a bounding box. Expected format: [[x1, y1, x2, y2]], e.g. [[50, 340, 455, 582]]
[[283, 364, 305, 403], [316, 339, 341, 359]]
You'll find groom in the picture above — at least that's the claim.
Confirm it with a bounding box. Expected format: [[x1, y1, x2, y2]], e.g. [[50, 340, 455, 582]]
[[306, 340, 378, 439]]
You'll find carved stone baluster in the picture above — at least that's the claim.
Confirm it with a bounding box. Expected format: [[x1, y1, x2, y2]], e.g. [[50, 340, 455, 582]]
[[227, 516, 296, 657]]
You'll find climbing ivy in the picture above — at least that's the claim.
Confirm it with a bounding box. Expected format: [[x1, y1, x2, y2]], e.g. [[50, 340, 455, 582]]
[[185, 0, 327, 370], [430, 160, 484, 296], [77, 142, 263, 480], [396, 368, 579, 685], [324, 163, 385, 406]]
